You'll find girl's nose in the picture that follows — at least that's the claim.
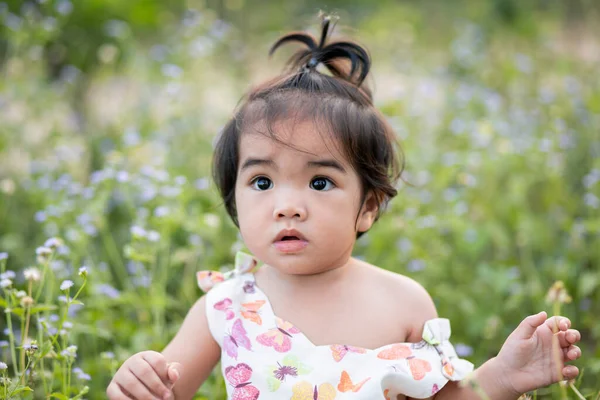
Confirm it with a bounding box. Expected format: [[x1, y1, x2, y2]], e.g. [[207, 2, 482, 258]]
[[273, 196, 307, 221]]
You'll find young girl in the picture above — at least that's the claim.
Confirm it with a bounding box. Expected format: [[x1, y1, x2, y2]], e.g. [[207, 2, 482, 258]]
[[107, 16, 582, 400]]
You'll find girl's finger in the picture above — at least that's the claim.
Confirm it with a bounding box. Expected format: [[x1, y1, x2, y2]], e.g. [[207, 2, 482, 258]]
[[555, 329, 581, 348], [142, 351, 169, 382], [113, 368, 161, 400], [562, 365, 579, 380], [514, 311, 547, 339], [562, 345, 581, 361], [167, 362, 183, 385], [565, 329, 581, 344], [129, 361, 172, 400], [106, 381, 135, 400], [120, 386, 136, 399], [544, 316, 570, 332]]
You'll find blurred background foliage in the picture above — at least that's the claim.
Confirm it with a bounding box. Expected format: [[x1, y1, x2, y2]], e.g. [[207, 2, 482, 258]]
[[0, 0, 599, 398]]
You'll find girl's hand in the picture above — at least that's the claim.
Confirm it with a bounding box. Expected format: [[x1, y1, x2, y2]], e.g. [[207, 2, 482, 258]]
[[495, 311, 581, 395], [106, 350, 183, 400]]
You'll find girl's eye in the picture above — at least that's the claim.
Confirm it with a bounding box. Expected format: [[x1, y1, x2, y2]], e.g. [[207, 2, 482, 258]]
[[310, 177, 334, 191], [251, 177, 273, 191]]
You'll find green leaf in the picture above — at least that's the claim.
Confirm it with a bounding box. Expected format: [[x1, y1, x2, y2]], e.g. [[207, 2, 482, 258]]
[[73, 322, 112, 339], [10, 307, 24, 317], [10, 386, 34, 395], [579, 272, 599, 297], [30, 304, 58, 314], [50, 393, 69, 400]]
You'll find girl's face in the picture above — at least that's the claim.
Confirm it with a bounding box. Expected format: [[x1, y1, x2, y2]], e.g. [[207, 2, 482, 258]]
[[235, 120, 378, 275]]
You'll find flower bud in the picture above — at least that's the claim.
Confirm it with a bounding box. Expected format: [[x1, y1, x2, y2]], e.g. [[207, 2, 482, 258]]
[[20, 296, 34, 307]]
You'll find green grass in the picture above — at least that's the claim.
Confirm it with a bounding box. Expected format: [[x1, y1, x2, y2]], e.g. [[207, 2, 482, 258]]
[[0, 1, 598, 398]]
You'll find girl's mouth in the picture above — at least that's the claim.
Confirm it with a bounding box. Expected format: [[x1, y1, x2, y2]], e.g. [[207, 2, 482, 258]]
[[273, 238, 308, 253], [273, 229, 308, 253]]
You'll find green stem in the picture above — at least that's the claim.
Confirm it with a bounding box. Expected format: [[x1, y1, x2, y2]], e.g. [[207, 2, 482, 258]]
[[38, 339, 48, 394], [62, 359, 68, 395], [8, 355, 33, 399], [70, 385, 89, 400], [33, 256, 53, 303], [5, 311, 18, 377], [2, 371, 6, 399], [71, 278, 87, 303], [568, 381, 586, 400], [33, 313, 49, 393], [552, 302, 568, 400], [19, 307, 31, 386], [67, 361, 72, 396], [20, 282, 33, 386], [19, 311, 24, 381], [152, 240, 169, 338], [61, 328, 67, 394], [100, 229, 128, 289]]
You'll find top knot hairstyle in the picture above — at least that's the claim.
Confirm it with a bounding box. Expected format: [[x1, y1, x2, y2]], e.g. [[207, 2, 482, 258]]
[[268, 15, 370, 89], [213, 14, 404, 237]]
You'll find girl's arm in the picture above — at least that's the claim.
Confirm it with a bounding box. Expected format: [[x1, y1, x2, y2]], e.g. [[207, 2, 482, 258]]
[[405, 285, 581, 400], [420, 312, 581, 400], [433, 358, 519, 400], [162, 295, 221, 399]]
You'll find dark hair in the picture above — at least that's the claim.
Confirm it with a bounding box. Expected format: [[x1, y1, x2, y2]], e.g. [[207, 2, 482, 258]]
[[212, 15, 404, 237]]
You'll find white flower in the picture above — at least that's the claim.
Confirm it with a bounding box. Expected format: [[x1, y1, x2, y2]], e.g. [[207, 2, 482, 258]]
[[24, 267, 41, 282], [154, 206, 169, 217], [20, 296, 34, 307], [147, 230, 160, 242], [35, 247, 52, 256], [116, 171, 129, 182], [0, 253, 8, 261], [0, 271, 15, 280], [0, 361, 6, 370], [15, 290, 26, 299], [73, 367, 91, 380], [77, 371, 91, 380], [0, 279, 12, 288], [23, 342, 38, 354], [204, 214, 220, 228], [61, 345, 77, 359], [60, 280, 74, 291], [195, 177, 209, 190], [584, 193, 599, 209], [78, 266, 88, 277], [43, 237, 63, 249], [455, 343, 474, 357], [130, 226, 147, 238]]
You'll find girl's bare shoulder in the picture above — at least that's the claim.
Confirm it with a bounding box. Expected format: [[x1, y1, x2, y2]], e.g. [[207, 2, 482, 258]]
[[352, 258, 439, 341]]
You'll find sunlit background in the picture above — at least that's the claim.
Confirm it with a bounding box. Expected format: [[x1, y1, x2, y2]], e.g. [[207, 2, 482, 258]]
[[0, 0, 599, 398]]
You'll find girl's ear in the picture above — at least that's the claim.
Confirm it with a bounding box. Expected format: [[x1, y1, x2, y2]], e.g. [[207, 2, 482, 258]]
[[356, 191, 379, 233]]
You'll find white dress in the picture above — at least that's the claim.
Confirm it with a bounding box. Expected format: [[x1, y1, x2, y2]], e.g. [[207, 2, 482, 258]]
[[198, 252, 474, 400]]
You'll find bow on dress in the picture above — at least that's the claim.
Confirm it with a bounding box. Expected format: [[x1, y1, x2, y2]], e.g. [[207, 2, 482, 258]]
[[380, 318, 474, 399], [196, 252, 259, 292]]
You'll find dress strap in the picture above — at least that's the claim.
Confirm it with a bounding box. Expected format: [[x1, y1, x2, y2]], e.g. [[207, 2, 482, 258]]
[[197, 252, 260, 292], [421, 318, 474, 380]]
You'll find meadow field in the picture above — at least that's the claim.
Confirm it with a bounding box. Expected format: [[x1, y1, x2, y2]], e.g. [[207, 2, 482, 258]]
[[0, 0, 598, 398]]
